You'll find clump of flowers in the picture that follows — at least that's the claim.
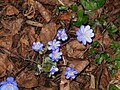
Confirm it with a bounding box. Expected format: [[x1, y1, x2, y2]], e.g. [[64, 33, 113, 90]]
[[49, 49, 62, 62], [47, 39, 61, 50], [0, 77, 19, 90], [76, 25, 94, 45], [64, 67, 78, 79], [57, 28, 68, 41], [32, 42, 44, 51], [50, 66, 59, 75]]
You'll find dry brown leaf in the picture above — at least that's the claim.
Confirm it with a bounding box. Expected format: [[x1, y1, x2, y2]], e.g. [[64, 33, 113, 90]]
[[60, 68, 70, 90], [35, 1, 51, 22], [16, 70, 38, 88], [4, 5, 19, 16], [1, 18, 23, 35], [0, 53, 14, 77], [70, 81, 80, 90], [99, 67, 111, 90], [68, 40, 86, 50], [0, 35, 13, 50], [66, 40, 86, 58], [58, 12, 71, 21], [69, 60, 89, 73], [0, 53, 7, 78], [102, 31, 112, 46], [39, 22, 57, 45]]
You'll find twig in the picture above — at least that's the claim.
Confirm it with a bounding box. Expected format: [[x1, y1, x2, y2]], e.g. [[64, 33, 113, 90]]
[[57, 0, 65, 6]]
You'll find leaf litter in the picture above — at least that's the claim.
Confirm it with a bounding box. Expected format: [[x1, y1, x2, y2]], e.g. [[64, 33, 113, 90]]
[[0, 0, 120, 90]]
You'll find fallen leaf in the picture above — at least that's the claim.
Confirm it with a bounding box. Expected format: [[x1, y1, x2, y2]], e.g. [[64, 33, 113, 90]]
[[16, 70, 38, 88], [35, 1, 51, 22], [39, 22, 57, 45], [4, 5, 19, 16], [1, 18, 23, 35]]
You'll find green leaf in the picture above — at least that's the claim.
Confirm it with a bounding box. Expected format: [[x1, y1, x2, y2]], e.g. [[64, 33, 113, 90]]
[[107, 24, 118, 38], [114, 60, 120, 69], [80, 0, 106, 10], [92, 41, 100, 47], [110, 42, 120, 52], [58, 6, 68, 11], [70, 3, 78, 11], [109, 84, 120, 90], [95, 52, 109, 64], [95, 54, 103, 64], [74, 9, 88, 26]]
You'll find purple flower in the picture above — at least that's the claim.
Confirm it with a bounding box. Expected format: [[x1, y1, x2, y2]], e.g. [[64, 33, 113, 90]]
[[32, 42, 44, 51], [50, 66, 59, 75], [49, 49, 62, 62], [0, 77, 19, 90], [76, 25, 94, 45], [57, 28, 68, 41], [64, 67, 78, 79], [47, 39, 61, 50]]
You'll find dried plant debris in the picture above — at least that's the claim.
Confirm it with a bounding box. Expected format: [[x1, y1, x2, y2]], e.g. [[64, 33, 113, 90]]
[[0, 0, 120, 90]]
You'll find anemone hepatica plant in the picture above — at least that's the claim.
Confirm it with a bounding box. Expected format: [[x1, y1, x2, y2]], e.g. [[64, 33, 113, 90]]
[[50, 66, 59, 75], [49, 49, 62, 62], [0, 77, 19, 90], [64, 67, 78, 79], [32, 42, 44, 52], [76, 25, 94, 45], [57, 28, 68, 41], [47, 39, 61, 50]]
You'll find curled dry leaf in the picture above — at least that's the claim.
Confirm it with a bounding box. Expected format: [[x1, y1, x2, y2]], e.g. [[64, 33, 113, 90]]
[[16, 70, 38, 88], [39, 22, 57, 45], [35, 1, 51, 22], [23, 0, 35, 19], [4, 5, 19, 16]]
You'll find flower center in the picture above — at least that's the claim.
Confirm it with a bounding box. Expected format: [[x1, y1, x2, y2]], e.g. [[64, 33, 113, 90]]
[[7, 84, 13, 87], [54, 53, 58, 57], [69, 71, 73, 75], [62, 33, 65, 36], [53, 43, 56, 47], [35, 45, 40, 49]]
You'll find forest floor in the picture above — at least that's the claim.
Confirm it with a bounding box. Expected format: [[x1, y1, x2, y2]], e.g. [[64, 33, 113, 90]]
[[0, 0, 120, 90]]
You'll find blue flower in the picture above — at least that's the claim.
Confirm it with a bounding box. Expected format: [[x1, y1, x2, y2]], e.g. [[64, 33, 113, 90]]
[[64, 67, 78, 79], [32, 42, 44, 51], [50, 66, 59, 75], [47, 39, 61, 50], [57, 28, 68, 41], [0, 77, 19, 90], [76, 25, 94, 45], [49, 49, 62, 62]]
